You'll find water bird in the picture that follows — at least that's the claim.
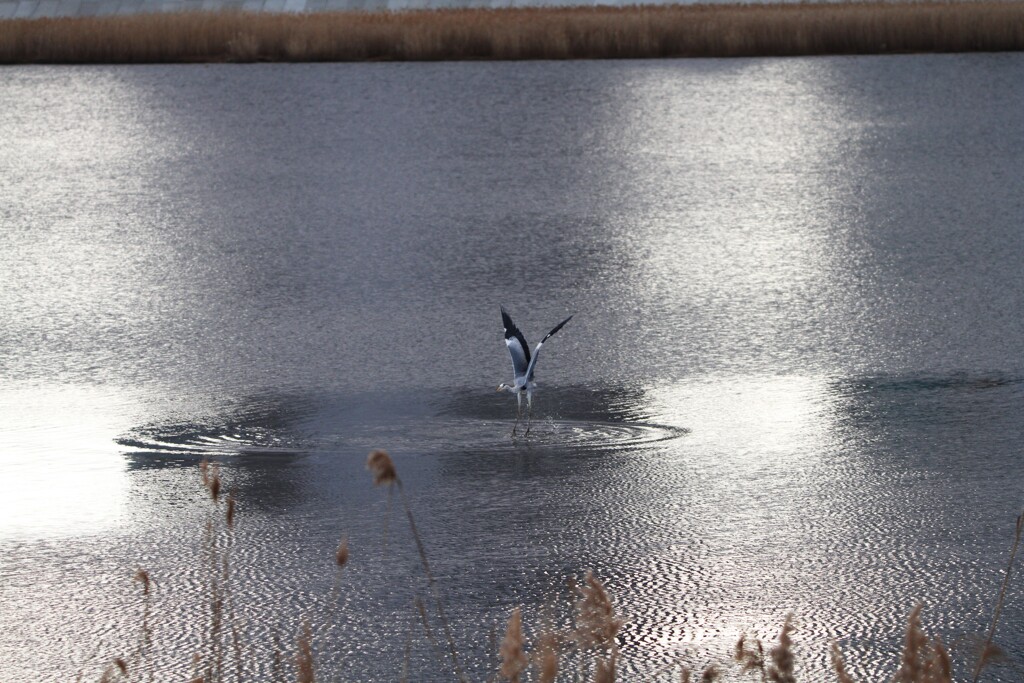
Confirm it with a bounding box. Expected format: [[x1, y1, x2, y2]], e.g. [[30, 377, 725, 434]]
[[497, 306, 573, 436]]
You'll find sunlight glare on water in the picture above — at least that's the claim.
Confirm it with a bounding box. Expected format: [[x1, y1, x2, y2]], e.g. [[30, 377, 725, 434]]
[[0, 385, 137, 538]]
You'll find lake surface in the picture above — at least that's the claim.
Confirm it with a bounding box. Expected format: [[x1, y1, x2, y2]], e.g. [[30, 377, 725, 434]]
[[2, 55, 1024, 681]]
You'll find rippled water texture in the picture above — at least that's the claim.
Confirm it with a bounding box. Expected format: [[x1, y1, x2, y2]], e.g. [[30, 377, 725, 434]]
[[2, 56, 1024, 681]]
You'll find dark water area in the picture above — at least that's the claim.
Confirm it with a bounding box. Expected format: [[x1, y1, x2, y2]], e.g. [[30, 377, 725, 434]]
[[2, 55, 1024, 681]]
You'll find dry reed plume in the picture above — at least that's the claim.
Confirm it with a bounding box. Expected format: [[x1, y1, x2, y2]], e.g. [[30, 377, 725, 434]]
[[593, 655, 616, 683], [295, 621, 315, 683], [367, 448, 397, 486], [499, 607, 528, 682], [767, 613, 796, 683], [574, 571, 624, 654], [533, 622, 561, 683], [884, 604, 954, 683], [734, 632, 766, 678], [2, 1, 1023, 64], [830, 640, 857, 683], [334, 535, 349, 568]]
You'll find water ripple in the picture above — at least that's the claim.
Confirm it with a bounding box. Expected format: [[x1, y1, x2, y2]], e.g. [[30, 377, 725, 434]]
[[118, 415, 687, 459]]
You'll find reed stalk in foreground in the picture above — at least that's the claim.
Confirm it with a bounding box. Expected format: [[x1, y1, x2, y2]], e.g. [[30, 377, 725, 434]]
[[767, 613, 796, 683], [1, 1, 1023, 64], [971, 512, 1024, 683], [367, 448, 468, 682], [82, 452, 1023, 682], [830, 639, 856, 683], [499, 607, 528, 682]]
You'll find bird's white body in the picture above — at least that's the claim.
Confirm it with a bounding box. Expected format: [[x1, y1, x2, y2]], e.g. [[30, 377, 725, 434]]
[[497, 378, 535, 422], [497, 306, 573, 436]]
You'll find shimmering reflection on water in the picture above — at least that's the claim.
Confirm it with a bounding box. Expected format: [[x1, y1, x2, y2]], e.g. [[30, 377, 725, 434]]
[[3, 55, 1024, 681]]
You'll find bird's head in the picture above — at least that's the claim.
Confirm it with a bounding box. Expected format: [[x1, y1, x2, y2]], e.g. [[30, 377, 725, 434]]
[[496, 383, 511, 393]]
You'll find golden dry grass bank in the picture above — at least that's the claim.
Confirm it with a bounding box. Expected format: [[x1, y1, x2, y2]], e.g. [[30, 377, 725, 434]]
[[1, 1, 1023, 63]]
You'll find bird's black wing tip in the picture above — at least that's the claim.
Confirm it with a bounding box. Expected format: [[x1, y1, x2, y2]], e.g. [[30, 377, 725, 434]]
[[540, 313, 574, 341]]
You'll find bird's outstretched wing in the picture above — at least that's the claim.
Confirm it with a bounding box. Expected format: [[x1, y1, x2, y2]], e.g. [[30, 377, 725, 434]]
[[525, 314, 573, 381], [501, 306, 531, 379]]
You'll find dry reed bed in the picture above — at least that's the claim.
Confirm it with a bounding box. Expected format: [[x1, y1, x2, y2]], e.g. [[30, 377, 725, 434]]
[[2, 1, 1024, 63], [81, 450, 1022, 682]]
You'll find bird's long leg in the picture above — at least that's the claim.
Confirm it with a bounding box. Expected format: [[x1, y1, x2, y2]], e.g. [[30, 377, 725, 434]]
[[512, 391, 522, 436], [525, 391, 533, 436]]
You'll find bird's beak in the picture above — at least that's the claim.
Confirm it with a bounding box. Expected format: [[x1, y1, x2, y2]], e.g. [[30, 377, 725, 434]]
[[495, 385, 503, 392]]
